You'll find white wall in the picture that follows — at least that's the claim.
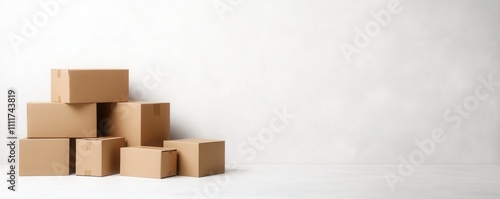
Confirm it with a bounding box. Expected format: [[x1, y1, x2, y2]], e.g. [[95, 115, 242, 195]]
[[1, 0, 500, 165]]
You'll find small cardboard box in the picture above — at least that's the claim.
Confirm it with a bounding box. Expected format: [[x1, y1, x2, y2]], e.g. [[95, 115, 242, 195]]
[[27, 102, 97, 138], [163, 139, 225, 177], [20, 138, 75, 176], [51, 69, 129, 103], [99, 102, 169, 147], [120, 147, 177, 179], [76, 137, 125, 177]]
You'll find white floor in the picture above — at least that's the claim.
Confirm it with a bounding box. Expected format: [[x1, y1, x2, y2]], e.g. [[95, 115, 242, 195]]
[[1, 165, 500, 199]]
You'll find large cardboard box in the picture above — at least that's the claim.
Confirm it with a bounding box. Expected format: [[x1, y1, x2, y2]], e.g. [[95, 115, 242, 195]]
[[99, 102, 169, 147], [76, 137, 125, 177], [163, 139, 225, 177], [27, 102, 97, 138], [20, 138, 75, 176], [120, 147, 177, 179], [51, 69, 129, 103]]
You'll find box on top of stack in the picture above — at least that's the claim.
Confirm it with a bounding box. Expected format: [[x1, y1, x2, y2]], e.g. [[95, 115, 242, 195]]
[[20, 68, 225, 179], [51, 69, 129, 103]]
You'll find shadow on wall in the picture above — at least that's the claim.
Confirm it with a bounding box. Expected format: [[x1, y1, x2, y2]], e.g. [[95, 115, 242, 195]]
[[170, 124, 190, 140]]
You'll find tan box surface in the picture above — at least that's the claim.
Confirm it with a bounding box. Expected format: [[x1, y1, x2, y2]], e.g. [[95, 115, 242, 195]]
[[120, 147, 177, 179], [163, 139, 225, 177], [51, 69, 129, 103], [27, 102, 97, 138], [76, 137, 125, 177], [20, 138, 73, 176], [100, 102, 169, 147]]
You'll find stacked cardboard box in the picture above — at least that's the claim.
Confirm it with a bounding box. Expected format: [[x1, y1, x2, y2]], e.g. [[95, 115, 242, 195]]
[[120, 147, 177, 178], [21, 69, 130, 176], [20, 69, 225, 179], [164, 139, 225, 177], [76, 137, 125, 177]]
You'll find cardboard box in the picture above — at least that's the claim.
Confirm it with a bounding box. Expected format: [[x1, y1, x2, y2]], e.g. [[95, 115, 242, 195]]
[[163, 139, 225, 177], [51, 69, 129, 103], [20, 138, 75, 176], [120, 147, 177, 179], [76, 137, 125, 177], [99, 102, 169, 147], [27, 102, 97, 138]]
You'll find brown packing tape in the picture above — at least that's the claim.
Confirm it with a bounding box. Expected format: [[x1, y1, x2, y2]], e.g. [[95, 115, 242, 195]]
[[85, 142, 92, 151], [85, 170, 91, 176], [57, 69, 61, 78], [154, 104, 160, 116], [58, 95, 61, 102]]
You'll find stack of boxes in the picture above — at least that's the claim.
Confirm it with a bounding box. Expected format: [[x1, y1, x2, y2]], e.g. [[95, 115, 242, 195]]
[[20, 69, 225, 179]]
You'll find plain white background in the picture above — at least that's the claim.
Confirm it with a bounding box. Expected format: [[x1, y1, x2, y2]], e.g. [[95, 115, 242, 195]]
[[1, 0, 500, 167]]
